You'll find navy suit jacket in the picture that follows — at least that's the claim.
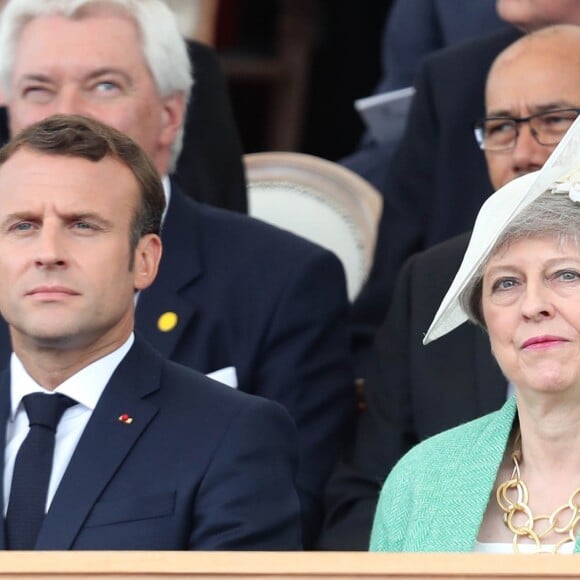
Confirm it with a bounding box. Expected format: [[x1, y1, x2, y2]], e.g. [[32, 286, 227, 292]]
[[377, 0, 506, 93], [350, 28, 522, 359], [319, 233, 507, 549], [175, 41, 246, 213], [136, 189, 355, 547], [0, 336, 302, 549]]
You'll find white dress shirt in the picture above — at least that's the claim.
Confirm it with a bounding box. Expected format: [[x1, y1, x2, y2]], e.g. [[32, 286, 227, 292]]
[[161, 175, 171, 225], [4, 334, 134, 515], [473, 540, 574, 554]]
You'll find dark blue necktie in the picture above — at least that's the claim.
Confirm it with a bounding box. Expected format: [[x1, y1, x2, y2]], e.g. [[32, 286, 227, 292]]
[[5, 393, 77, 549]]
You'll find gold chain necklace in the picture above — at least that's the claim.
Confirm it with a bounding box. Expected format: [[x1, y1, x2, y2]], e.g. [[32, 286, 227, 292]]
[[496, 432, 580, 554]]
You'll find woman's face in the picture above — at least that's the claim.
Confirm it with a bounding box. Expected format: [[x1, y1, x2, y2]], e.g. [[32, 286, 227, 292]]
[[482, 235, 580, 394]]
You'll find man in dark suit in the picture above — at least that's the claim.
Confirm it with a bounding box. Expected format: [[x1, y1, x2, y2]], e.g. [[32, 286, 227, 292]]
[[0, 114, 301, 550], [319, 23, 580, 550], [343, 0, 507, 181], [350, 0, 580, 358], [0, 0, 355, 548]]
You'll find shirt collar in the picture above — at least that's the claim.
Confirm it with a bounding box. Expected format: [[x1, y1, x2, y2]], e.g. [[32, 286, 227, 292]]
[[161, 175, 171, 225], [9, 334, 135, 420]]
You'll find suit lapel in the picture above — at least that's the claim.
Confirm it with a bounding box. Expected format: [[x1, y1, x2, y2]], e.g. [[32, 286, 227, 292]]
[[34, 338, 161, 550], [136, 187, 203, 358]]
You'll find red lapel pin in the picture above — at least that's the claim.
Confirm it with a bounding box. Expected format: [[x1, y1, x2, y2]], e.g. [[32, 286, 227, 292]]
[[118, 414, 133, 425]]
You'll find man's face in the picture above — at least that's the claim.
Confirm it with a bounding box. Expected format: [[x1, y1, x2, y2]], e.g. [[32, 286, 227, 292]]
[[496, 0, 580, 31], [7, 14, 185, 175], [0, 148, 160, 353], [484, 41, 580, 190]]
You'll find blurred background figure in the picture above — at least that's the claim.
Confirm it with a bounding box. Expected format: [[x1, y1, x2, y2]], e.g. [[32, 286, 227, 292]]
[[343, 0, 507, 177], [153, 0, 390, 158], [376, 0, 506, 93]]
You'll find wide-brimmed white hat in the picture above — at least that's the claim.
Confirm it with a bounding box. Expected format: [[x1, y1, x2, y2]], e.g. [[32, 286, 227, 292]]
[[423, 114, 580, 345]]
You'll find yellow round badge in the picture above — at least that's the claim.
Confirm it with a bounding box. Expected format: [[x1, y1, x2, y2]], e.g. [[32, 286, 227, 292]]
[[158, 311, 178, 332]]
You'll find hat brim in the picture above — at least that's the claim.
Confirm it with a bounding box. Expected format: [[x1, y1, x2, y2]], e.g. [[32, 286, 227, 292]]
[[423, 114, 580, 344]]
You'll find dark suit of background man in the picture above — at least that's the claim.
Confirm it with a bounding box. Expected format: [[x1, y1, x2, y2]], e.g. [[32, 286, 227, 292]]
[[174, 40, 247, 214], [0, 114, 302, 549], [0, 0, 355, 548], [342, 0, 507, 196], [319, 22, 580, 550]]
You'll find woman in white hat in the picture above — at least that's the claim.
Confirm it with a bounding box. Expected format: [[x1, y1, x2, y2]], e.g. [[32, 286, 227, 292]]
[[370, 117, 580, 554]]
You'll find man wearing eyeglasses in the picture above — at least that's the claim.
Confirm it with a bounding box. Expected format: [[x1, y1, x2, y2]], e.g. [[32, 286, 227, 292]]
[[318, 24, 580, 550], [474, 37, 580, 188]]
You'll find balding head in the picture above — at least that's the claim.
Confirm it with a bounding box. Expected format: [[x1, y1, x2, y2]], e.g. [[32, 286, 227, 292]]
[[496, 0, 580, 32], [493, 24, 580, 71], [482, 24, 580, 189]]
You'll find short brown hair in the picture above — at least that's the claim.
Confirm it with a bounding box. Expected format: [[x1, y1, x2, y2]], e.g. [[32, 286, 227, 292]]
[[0, 114, 165, 258]]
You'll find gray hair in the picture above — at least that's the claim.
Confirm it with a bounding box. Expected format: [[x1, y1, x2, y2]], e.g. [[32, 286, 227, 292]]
[[459, 189, 580, 327], [0, 0, 193, 167]]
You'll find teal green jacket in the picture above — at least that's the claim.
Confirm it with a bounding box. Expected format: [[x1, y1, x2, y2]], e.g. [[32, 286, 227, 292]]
[[369, 397, 580, 552]]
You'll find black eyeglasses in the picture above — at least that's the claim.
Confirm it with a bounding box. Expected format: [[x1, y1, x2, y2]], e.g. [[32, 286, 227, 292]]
[[472, 108, 580, 151]]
